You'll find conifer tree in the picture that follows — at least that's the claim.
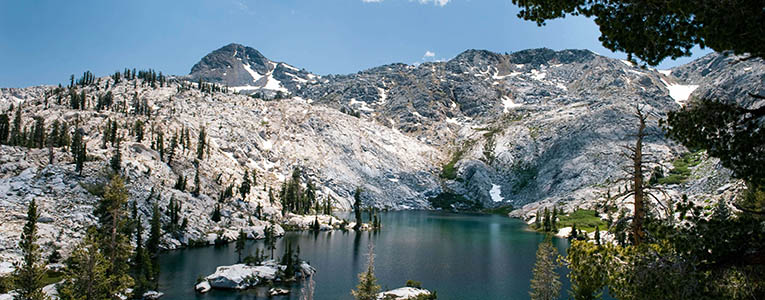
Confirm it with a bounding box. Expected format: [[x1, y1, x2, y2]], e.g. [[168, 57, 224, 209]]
[[0, 113, 9, 144], [97, 175, 134, 293], [131, 217, 153, 298], [240, 170, 251, 200], [71, 128, 86, 175], [110, 144, 122, 173], [543, 208, 551, 232], [13, 199, 49, 300], [211, 204, 221, 222], [594, 226, 601, 246], [353, 187, 363, 231], [58, 228, 112, 300], [167, 133, 177, 164], [31, 116, 45, 148], [147, 203, 161, 274], [529, 237, 561, 300], [551, 207, 558, 232], [196, 126, 206, 160], [192, 166, 201, 197], [10, 107, 22, 146], [47, 120, 60, 147], [352, 244, 381, 300]]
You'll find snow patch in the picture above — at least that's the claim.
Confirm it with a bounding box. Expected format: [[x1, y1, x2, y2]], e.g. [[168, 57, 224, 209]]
[[490, 184, 504, 202], [661, 79, 698, 105], [530, 69, 546, 81], [502, 97, 522, 113], [231, 85, 260, 92]]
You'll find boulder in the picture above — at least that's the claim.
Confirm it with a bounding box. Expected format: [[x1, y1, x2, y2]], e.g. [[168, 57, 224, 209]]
[[195, 281, 211, 293], [269, 288, 289, 296], [142, 291, 164, 300], [378, 287, 431, 300]]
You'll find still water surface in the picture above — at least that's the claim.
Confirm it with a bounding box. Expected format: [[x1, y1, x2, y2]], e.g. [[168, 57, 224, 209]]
[[158, 211, 570, 299]]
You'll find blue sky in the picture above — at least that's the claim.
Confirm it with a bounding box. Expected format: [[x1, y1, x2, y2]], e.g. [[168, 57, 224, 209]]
[[0, 0, 710, 88]]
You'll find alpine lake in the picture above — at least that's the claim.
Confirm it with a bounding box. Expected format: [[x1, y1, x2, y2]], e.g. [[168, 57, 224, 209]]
[[158, 211, 571, 299]]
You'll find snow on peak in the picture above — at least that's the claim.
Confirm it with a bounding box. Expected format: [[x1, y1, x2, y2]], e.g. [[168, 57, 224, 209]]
[[242, 63, 262, 83]]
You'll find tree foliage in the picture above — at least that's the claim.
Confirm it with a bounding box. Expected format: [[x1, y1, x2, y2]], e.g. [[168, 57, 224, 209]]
[[13, 199, 49, 300], [511, 0, 765, 66], [352, 244, 381, 300], [529, 237, 561, 300]]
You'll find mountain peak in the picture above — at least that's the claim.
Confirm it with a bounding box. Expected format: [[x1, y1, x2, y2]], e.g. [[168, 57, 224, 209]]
[[190, 43, 315, 94]]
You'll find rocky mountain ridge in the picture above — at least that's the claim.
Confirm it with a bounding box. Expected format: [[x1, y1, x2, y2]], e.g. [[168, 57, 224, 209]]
[[0, 44, 761, 263]]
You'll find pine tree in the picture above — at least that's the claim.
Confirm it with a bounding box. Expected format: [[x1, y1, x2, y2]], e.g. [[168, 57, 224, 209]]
[[147, 202, 161, 275], [594, 225, 601, 246], [236, 229, 246, 263], [551, 207, 558, 232], [0, 113, 9, 144], [529, 237, 561, 300], [311, 216, 320, 232], [353, 187, 363, 231], [47, 120, 60, 147], [543, 208, 551, 232], [13, 199, 49, 300], [240, 170, 251, 200], [110, 145, 122, 173], [569, 224, 579, 241], [167, 133, 177, 164], [131, 217, 153, 298], [97, 175, 134, 293], [351, 244, 381, 300], [58, 228, 112, 300], [211, 204, 221, 222], [192, 166, 201, 197], [10, 107, 22, 146], [31, 116, 45, 148], [71, 128, 86, 175], [196, 126, 206, 160]]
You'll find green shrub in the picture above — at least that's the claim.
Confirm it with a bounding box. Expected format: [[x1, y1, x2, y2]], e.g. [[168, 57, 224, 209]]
[[406, 280, 422, 288], [0, 275, 12, 293], [556, 209, 607, 233], [482, 205, 514, 215]]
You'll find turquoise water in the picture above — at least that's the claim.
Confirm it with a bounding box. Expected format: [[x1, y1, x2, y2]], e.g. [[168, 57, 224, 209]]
[[158, 211, 571, 299]]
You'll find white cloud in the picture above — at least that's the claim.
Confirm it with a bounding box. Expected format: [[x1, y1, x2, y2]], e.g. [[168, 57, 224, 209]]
[[419, 0, 450, 6], [362, 0, 450, 6], [424, 51, 436, 58]]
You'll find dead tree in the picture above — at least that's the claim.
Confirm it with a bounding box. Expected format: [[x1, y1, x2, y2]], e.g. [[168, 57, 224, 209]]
[[607, 105, 671, 245]]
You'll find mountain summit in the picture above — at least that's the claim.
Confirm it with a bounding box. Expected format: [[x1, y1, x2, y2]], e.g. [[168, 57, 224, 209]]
[[189, 43, 316, 94]]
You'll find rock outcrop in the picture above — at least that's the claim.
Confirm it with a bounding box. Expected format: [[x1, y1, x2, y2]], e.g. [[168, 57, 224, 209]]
[[197, 260, 315, 291]]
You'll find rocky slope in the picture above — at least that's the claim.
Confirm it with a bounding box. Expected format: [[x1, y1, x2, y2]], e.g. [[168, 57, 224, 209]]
[[0, 77, 440, 263], [1, 44, 761, 263]]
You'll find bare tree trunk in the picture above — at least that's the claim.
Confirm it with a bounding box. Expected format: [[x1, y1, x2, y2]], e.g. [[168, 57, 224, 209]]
[[632, 108, 647, 245]]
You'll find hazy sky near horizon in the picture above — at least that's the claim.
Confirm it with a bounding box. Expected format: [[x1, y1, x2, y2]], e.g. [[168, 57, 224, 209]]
[[0, 0, 711, 87]]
